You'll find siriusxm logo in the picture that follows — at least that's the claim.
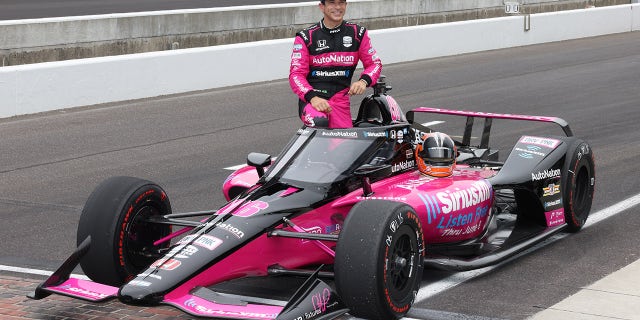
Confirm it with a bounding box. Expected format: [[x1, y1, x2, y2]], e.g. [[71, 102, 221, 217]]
[[311, 70, 350, 77], [363, 131, 388, 138]]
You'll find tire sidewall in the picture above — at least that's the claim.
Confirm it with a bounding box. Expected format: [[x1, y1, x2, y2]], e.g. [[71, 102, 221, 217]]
[[379, 208, 424, 316], [77, 176, 171, 286], [562, 140, 595, 232], [335, 200, 424, 320]]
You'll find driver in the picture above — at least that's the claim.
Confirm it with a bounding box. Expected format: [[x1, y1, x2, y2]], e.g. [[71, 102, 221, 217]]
[[289, 0, 383, 129], [415, 132, 457, 177]]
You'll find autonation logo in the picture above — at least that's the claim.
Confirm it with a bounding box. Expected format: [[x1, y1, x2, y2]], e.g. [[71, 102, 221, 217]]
[[532, 168, 561, 181]]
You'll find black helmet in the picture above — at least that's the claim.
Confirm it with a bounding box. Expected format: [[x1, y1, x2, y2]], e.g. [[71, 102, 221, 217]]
[[415, 132, 456, 177]]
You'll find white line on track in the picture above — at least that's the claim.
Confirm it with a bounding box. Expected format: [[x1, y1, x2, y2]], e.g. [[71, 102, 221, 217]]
[[414, 192, 640, 303]]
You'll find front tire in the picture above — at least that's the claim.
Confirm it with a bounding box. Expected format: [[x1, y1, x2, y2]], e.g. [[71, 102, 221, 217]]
[[334, 200, 424, 320], [562, 139, 595, 232], [77, 176, 172, 286]]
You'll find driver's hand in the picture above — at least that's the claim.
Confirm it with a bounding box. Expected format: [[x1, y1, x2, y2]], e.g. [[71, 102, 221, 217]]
[[310, 96, 332, 113], [348, 79, 367, 96]]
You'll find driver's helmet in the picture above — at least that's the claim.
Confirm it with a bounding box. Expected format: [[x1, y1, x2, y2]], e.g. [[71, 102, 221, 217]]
[[415, 132, 456, 177]]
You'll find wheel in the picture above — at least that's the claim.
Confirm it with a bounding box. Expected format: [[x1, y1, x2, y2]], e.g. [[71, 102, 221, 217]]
[[562, 139, 595, 232], [77, 176, 172, 286], [334, 200, 424, 320]]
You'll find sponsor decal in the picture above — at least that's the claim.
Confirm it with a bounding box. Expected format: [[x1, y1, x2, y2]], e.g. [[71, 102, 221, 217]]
[[292, 52, 302, 59], [297, 128, 311, 135], [293, 44, 303, 51], [368, 47, 375, 54], [544, 198, 562, 209], [325, 223, 341, 234], [389, 212, 404, 233], [416, 181, 493, 236], [357, 196, 408, 201], [214, 222, 245, 239], [299, 226, 322, 243], [437, 205, 489, 230], [218, 200, 269, 217], [311, 70, 350, 77], [545, 208, 565, 227], [578, 143, 591, 161], [520, 136, 561, 149], [58, 284, 109, 299], [292, 75, 308, 94], [316, 40, 329, 52], [406, 149, 413, 159], [395, 175, 436, 190], [436, 180, 493, 214], [390, 128, 408, 142], [299, 31, 309, 42], [363, 131, 388, 138], [128, 280, 152, 287], [532, 168, 561, 181], [312, 54, 355, 64], [310, 288, 332, 317], [182, 298, 278, 319], [329, 27, 341, 34], [320, 131, 358, 138], [176, 244, 199, 259], [515, 145, 547, 158], [391, 160, 415, 173], [151, 258, 182, 271], [179, 234, 224, 251], [166, 243, 199, 260], [543, 183, 561, 197], [343, 36, 352, 47]]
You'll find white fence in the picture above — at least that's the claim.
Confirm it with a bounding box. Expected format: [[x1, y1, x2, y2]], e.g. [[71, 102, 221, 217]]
[[0, 4, 638, 118]]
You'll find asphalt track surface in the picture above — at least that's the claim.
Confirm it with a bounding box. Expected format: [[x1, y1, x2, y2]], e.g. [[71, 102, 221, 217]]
[[1, 31, 639, 319], [0, 0, 302, 20]]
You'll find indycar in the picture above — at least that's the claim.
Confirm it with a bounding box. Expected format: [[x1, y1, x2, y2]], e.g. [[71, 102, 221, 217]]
[[29, 78, 595, 320]]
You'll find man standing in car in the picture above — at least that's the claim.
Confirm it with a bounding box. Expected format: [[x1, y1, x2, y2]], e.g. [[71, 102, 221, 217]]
[[289, 0, 382, 128]]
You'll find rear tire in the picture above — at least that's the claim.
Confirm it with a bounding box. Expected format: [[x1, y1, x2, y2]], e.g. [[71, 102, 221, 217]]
[[334, 200, 424, 320], [562, 140, 595, 232], [77, 176, 172, 286]]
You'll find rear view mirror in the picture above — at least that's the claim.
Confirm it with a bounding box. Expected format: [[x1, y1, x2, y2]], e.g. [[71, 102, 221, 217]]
[[247, 153, 272, 177]]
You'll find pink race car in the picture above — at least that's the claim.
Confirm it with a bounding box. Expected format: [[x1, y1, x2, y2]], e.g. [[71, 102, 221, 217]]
[[30, 79, 595, 320]]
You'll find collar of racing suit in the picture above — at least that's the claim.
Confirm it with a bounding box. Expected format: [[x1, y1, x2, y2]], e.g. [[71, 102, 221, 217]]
[[320, 19, 345, 34]]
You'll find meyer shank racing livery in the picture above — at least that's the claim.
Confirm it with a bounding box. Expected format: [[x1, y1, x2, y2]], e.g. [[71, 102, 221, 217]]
[[30, 79, 595, 320]]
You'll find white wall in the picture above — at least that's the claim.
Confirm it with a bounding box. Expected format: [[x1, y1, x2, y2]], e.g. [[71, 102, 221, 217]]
[[0, 4, 638, 118]]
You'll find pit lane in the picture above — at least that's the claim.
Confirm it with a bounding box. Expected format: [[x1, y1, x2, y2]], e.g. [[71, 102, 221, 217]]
[[0, 31, 639, 319]]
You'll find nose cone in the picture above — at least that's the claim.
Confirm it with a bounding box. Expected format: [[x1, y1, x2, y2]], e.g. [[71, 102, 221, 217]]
[[118, 284, 164, 306]]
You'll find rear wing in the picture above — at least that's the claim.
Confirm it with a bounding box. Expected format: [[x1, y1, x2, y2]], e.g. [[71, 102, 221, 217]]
[[406, 107, 573, 149]]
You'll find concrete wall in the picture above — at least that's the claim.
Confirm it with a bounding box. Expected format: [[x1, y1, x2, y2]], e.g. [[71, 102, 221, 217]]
[[0, 0, 628, 66], [0, 4, 638, 118]]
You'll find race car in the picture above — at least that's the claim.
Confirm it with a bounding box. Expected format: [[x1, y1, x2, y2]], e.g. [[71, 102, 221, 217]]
[[29, 78, 595, 320]]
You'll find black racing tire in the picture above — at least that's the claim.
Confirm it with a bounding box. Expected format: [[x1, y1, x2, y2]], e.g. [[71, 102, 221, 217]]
[[334, 200, 424, 320], [77, 176, 172, 286], [562, 139, 595, 232]]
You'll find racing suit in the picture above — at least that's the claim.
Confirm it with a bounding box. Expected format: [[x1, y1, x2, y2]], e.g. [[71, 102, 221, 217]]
[[289, 20, 382, 128]]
